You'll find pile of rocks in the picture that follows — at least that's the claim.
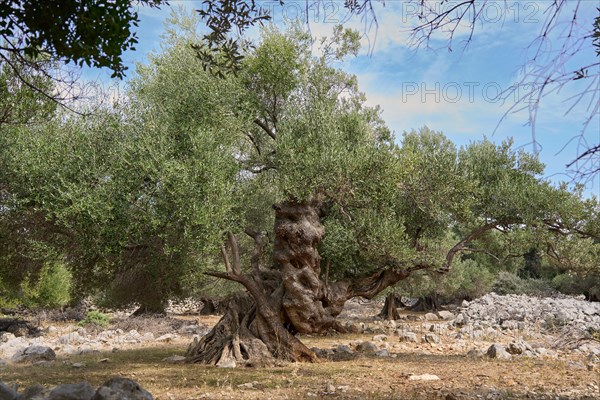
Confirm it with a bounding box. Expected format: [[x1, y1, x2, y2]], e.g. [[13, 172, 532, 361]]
[[165, 298, 204, 315], [457, 292, 600, 332], [336, 293, 600, 362], [0, 377, 153, 400], [0, 322, 209, 365]]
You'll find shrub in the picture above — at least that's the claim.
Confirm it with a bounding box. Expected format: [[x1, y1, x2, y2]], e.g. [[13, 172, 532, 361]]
[[78, 310, 110, 328], [443, 259, 494, 300], [492, 271, 524, 295], [552, 272, 600, 300], [395, 259, 494, 304], [20, 263, 72, 308], [492, 271, 554, 296]]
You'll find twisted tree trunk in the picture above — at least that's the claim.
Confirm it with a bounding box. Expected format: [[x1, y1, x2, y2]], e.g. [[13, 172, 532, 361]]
[[186, 200, 419, 366]]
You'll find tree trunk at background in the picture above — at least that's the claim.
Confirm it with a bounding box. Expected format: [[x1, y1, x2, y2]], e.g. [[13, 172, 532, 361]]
[[409, 294, 441, 311], [379, 293, 401, 320], [186, 200, 417, 366]]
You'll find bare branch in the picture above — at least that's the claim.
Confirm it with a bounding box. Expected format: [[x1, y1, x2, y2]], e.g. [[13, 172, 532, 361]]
[[253, 118, 276, 140], [220, 244, 232, 274], [227, 232, 242, 275]]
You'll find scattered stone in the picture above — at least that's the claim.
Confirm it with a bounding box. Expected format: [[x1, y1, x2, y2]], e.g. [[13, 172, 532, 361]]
[[48, 381, 95, 400], [535, 348, 558, 358], [335, 344, 354, 354], [398, 331, 418, 342], [424, 313, 439, 321], [324, 382, 336, 394], [162, 355, 186, 363], [21, 384, 47, 399], [59, 332, 84, 345], [91, 377, 153, 400], [46, 326, 59, 335], [0, 382, 18, 400], [155, 334, 176, 343], [177, 324, 204, 335], [372, 334, 388, 342], [71, 362, 85, 368], [453, 314, 467, 326], [567, 361, 586, 370], [375, 349, 390, 357], [345, 322, 363, 334], [409, 374, 440, 381], [13, 345, 56, 363], [437, 311, 454, 320], [216, 359, 236, 368], [312, 347, 334, 359], [356, 341, 378, 353], [486, 344, 512, 360], [332, 345, 355, 360], [506, 341, 532, 355], [466, 348, 483, 359], [424, 333, 440, 344], [0, 333, 16, 343], [237, 382, 258, 389]]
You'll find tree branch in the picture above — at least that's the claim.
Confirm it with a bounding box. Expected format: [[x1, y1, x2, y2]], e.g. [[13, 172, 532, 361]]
[[253, 118, 276, 140], [227, 232, 242, 275]]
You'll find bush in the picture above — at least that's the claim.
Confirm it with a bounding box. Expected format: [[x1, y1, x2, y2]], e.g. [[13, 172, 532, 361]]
[[395, 259, 494, 304], [492, 271, 554, 296], [78, 310, 110, 328], [442, 259, 495, 301], [20, 263, 72, 308], [552, 273, 600, 300]]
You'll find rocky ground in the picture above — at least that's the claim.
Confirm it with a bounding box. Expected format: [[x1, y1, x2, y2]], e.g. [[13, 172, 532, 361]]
[[0, 293, 599, 399]]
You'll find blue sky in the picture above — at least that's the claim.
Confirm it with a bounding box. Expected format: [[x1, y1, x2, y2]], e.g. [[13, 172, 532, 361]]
[[86, 1, 599, 196]]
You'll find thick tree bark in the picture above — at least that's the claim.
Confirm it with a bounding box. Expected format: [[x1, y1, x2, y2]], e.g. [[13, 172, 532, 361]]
[[186, 200, 424, 366], [379, 293, 401, 320]]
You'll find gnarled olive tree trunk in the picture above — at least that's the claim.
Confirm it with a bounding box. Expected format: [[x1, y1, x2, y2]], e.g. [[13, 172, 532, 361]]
[[186, 200, 416, 366]]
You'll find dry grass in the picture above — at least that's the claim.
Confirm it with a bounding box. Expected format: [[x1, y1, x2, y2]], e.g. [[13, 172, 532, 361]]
[[1, 333, 598, 400]]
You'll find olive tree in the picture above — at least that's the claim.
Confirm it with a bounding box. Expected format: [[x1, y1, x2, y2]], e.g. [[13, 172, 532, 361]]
[[183, 24, 597, 365]]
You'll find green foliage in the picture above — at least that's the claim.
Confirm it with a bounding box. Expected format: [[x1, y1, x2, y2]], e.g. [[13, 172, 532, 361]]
[[552, 273, 600, 301], [0, 52, 57, 127], [78, 310, 110, 328], [19, 263, 72, 308], [492, 271, 554, 296], [0, 0, 166, 78], [1, 15, 244, 309], [1, 11, 597, 312], [395, 259, 494, 303]]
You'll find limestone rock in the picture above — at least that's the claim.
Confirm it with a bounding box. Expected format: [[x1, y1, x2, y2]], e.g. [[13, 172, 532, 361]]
[[424, 313, 439, 321], [437, 311, 454, 320], [375, 349, 390, 357], [0, 333, 16, 343], [13, 345, 56, 363], [397, 331, 417, 342], [0, 382, 18, 400], [155, 334, 176, 342], [162, 355, 186, 363], [91, 378, 153, 400], [356, 341, 378, 353], [409, 374, 440, 381], [424, 333, 440, 344], [48, 381, 95, 400], [466, 348, 484, 358], [372, 334, 388, 342], [486, 344, 512, 360]]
